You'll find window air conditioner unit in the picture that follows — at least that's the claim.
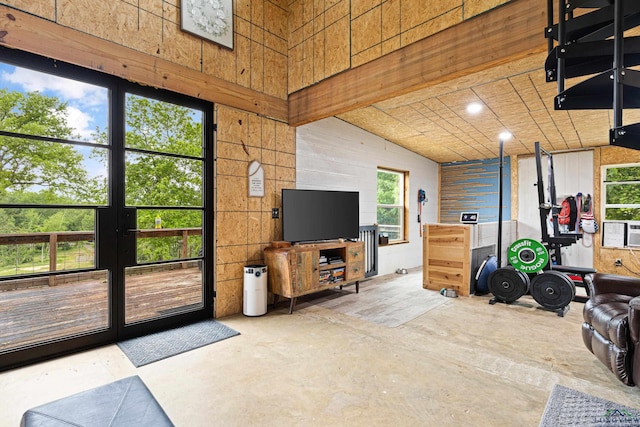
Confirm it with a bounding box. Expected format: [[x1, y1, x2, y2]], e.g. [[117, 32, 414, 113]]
[[628, 224, 640, 247]]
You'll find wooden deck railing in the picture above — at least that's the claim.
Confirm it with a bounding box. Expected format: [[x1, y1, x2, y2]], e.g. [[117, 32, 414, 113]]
[[0, 228, 202, 285]]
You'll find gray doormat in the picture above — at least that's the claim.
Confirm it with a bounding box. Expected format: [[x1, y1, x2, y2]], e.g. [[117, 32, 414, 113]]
[[118, 320, 239, 367], [539, 384, 640, 426]]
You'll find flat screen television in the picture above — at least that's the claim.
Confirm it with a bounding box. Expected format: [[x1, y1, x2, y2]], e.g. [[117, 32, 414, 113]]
[[282, 189, 360, 243]]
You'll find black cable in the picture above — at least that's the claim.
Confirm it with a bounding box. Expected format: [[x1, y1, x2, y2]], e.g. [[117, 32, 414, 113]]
[[619, 263, 640, 277]]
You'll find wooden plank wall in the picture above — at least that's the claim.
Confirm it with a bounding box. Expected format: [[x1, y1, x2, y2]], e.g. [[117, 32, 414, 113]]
[[423, 223, 471, 296], [440, 158, 511, 224]]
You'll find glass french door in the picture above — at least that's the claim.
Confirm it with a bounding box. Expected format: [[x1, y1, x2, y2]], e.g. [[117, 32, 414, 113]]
[[0, 48, 213, 370], [117, 90, 212, 336]]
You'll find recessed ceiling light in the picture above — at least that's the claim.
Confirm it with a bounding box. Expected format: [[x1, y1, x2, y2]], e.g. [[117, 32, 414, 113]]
[[466, 102, 482, 114], [499, 131, 512, 141]]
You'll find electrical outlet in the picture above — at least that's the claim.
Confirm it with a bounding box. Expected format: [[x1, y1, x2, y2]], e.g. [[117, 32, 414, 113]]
[[615, 258, 622, 266]]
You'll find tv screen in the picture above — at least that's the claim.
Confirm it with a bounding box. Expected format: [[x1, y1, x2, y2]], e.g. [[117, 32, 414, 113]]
[[282, 189, 360, 243]]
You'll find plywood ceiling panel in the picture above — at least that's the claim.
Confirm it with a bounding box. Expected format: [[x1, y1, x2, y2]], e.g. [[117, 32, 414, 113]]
[[336, 51, 632, 163]]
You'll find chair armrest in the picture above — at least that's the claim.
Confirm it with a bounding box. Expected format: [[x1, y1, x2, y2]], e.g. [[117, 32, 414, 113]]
[[629, 296, 640, 345], [590, 273, 640, 298]]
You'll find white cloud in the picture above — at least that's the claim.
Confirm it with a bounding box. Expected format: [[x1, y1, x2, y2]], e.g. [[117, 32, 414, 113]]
[[65, 106, 95, 140], [2, 67, 106, 106]]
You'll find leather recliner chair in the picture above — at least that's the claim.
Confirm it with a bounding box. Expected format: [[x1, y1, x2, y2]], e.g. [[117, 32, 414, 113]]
[[582, 273, 640, 386]]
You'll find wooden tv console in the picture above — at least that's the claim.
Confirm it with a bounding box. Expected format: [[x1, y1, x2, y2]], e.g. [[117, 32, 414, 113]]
[[264, 240, 365, 313]]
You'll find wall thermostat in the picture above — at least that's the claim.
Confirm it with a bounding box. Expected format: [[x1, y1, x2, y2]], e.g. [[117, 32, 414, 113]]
[[460, 212, 479, 224]]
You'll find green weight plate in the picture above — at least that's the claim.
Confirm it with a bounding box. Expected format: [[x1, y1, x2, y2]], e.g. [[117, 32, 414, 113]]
[[507, 238, 549, 273]]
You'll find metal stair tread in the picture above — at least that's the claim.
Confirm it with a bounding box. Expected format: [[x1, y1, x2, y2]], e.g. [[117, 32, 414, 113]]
[[546, 0, 640, 43], [555, 68, 640, 110], [545, 38, 640, 81]]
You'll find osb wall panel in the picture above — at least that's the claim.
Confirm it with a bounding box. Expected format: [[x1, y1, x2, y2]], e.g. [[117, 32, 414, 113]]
[[594, 146, 640, 275], [4, 0, 54, 19], [288, 0, 512, 93], [2, 0, 288, 100], [214, 105, 295, 317]]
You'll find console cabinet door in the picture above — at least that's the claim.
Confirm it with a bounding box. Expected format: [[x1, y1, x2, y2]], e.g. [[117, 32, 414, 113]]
[[292, 250, 319, 293]]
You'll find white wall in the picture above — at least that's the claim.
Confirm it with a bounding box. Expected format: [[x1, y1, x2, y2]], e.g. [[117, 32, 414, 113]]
[[517, 150, 594, 267], [296, 117, 439, 275]]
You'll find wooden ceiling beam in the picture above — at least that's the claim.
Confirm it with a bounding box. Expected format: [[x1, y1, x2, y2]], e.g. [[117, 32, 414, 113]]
[[0, 6, 288, 122], [288, 0, 548, 127]]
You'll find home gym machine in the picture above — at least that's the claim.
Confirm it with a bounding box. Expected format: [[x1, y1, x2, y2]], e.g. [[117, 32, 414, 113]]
[[487, 141, 595, 316]]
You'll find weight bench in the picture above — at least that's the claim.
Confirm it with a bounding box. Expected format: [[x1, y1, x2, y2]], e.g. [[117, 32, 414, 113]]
[[550, 264, 596, 303], [21, 376, 174, 426]]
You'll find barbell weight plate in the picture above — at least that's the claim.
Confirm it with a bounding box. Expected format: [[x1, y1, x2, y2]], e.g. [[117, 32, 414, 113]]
[[529, 270, 576, 310], [488, 266, 530, 303], [507, 238, 549, 274]]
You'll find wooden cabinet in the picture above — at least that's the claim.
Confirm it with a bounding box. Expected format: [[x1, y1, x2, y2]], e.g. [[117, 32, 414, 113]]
[[422, 223, 471, 296], [264, 240, 365, 313]]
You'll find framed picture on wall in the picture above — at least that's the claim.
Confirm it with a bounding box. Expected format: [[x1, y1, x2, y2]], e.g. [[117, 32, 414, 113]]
[[180, 0, 234, 50]]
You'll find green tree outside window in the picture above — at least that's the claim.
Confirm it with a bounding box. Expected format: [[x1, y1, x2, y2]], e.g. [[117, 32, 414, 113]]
[[377, 168, 406, 241]]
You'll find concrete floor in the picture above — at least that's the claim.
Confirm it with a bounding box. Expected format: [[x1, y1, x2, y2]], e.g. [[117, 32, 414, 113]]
[[2, 268, 640, 426]]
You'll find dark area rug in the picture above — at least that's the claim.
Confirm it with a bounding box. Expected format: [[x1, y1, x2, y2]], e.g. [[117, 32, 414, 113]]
[[118, 320, 239, 367], [539, 384, 640, 426]]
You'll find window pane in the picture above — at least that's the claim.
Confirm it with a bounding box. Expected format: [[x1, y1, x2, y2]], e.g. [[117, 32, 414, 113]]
[[0, 208, 95, 277], [0, 270, 109, 352], [606, 166, 640, 182], [125, 94, 203, 157], [605, 183, 640, 205], [0, 63, 108, 143], [0, 137, 108, 205], [125, 152, 203, 207], [135, 208, 202, 264], [377, 206, 402, 240], [377, 170, 400, 204], [125, 261, 203, 324], [605, 207, 640, 221]]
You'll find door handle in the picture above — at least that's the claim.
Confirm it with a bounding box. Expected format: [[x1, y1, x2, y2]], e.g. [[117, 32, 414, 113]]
[[122, 207, 137, 267]]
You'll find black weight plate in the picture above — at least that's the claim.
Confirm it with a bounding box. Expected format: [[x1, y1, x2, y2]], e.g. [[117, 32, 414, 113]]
[[529, 271, 576, 310], [488, 267, 530, 303]]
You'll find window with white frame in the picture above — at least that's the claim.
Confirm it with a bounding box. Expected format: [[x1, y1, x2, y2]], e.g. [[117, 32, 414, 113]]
[[377, 168, 408, 242], [603, 164, 640, 221]]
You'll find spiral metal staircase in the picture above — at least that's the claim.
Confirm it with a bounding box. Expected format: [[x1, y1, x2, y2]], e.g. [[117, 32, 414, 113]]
[[546, 0, 640, 149]]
